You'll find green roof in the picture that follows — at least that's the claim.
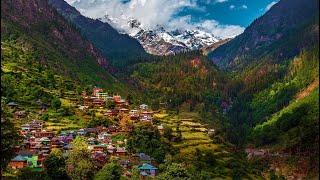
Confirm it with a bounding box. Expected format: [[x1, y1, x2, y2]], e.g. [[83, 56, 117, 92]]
[[138, 163, 157, 170], [25, 156, 38, 168]]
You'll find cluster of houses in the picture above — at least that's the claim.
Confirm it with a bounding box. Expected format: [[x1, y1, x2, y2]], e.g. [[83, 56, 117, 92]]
[[9, 120, 159, 177], [8, 87, 160, 178], [79, 88, 155, 123]]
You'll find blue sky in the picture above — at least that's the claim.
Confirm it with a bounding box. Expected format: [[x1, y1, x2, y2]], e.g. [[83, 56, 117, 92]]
[[66, 0, 279, 38], [177, 0, 278, 27]]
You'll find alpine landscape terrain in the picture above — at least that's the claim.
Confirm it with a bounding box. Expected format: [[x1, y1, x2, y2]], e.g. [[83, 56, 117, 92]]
[[1, 0, 319, 179]]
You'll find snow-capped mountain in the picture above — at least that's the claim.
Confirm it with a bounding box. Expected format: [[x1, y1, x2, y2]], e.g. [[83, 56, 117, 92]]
[[100, 16, 223, 55]]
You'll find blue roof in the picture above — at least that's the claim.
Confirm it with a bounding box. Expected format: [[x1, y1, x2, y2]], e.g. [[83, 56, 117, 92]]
[[138, 163, 157, 170], [12, 155, 27, 161]]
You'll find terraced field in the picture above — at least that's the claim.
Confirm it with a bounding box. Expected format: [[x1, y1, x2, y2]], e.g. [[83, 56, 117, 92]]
[[155, 111, 224, 157]]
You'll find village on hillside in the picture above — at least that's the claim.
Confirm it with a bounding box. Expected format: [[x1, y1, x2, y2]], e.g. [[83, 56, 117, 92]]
[[7, 87, 165, 178]]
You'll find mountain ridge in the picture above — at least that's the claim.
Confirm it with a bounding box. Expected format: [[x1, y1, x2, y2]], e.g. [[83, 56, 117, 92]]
[[48, 0, 148, 69], [208, 0, 319, 71]]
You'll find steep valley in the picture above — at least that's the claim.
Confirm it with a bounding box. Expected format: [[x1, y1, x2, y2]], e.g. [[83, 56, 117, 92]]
[[1, 0, 319, 179]]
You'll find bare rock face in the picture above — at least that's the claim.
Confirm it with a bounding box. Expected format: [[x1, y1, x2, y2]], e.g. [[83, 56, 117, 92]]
[[101, 17, 223, 56]]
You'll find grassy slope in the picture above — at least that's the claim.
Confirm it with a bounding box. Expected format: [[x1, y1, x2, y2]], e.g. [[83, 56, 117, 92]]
[[1, 19, 129, 95], [155, 110, 263, 179]]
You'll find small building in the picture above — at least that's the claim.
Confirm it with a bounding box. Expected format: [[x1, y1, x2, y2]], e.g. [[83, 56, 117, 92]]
[[34, 130, 54, 138], [85, 128, 99, 135], [98, 132, 111, 141], [129, 110, 139, 120], [40, 104, 48, 113], [208, 129, 215, 137], [9, 155, 27, 169], [115, 147, 127, 156], [107, 145, 116, 154], [138, 163, 157, 177], [93, 87, 103, 97], [29, 120, 44, 131], [96, 92, 109, 100], [88, 137, 97, 145], [92, 151, 107, 166], [157, 125, 164, 135], [51, 137, 64, 149], [83, 97, 93, 106], [92, 144, 107, 152], [39, 137, 51, 145], [92, 98, 105, 107], [119, 108, 129, 114], [113, 95, 121, 103], [21, 124, 31, 131], [139, 153, 151, 164], [7, 102, 18, 108], [140, 111, 153, 122], [14, 111, 27, 119], [139, 104, 148, 110], [104, 110, 116, 117], [78, 106, 89, 111], [119, 159, 132, 169], [106, 126, 119, 133]]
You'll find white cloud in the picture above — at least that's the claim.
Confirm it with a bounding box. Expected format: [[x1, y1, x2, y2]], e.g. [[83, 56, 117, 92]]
[[265, 1, 278, 11], [166, 16, 244, 38], [215, 0, 228, 3], [241, 5, 248, 9], [65, 0, 244, 39], [229, 5, 235, 9]]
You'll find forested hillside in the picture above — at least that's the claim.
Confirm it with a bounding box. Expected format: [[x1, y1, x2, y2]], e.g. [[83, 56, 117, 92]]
[[1, 0, 129, 95], [208, 0, 319, 71], [48, 0, 149, 69], [130, 51, 229, 120]]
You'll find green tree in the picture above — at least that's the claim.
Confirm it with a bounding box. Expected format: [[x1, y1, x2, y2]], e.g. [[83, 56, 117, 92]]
[[126, 94, 133, 105], [94, 162, 122, 180], [1, 104, 21, 172], [157, 163, 190, 180], [106, 100, 115, 109], [44, 149, 69, 179], [126, 122, 171, 163], [16, 167, 47, 180], [66, 136, 95, 180], [51, 98, 61, 111], [87, 117, 112, 128], [163, 125, 173, 140]]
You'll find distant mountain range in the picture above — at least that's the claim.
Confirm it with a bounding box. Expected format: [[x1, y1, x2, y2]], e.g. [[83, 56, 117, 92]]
[[101, 15, 222, 55]]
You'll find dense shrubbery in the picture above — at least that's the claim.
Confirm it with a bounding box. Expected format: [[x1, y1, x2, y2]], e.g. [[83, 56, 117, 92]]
[[126, 122, 174, 163]]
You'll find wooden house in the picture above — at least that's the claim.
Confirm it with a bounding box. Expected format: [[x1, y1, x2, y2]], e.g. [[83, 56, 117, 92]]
[[92, 98, 105, 108], [34, 130, 54, 138], [93, 87, 103, 97], [107, 145, 116, 154], [129, 110, 139, 120], [9, 155, 28, 169], [14, 110, 27, 119], [119, 108, 130, 114], [92, 144, 107, 152], [51, 137, 64, 149], [115, 147, 127, 156]]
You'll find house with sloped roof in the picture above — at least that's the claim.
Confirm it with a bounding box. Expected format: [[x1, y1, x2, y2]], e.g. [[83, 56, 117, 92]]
[[9, 155, 28, 169], [138, 163, 158, 177], [139, 153, 151, 164]]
